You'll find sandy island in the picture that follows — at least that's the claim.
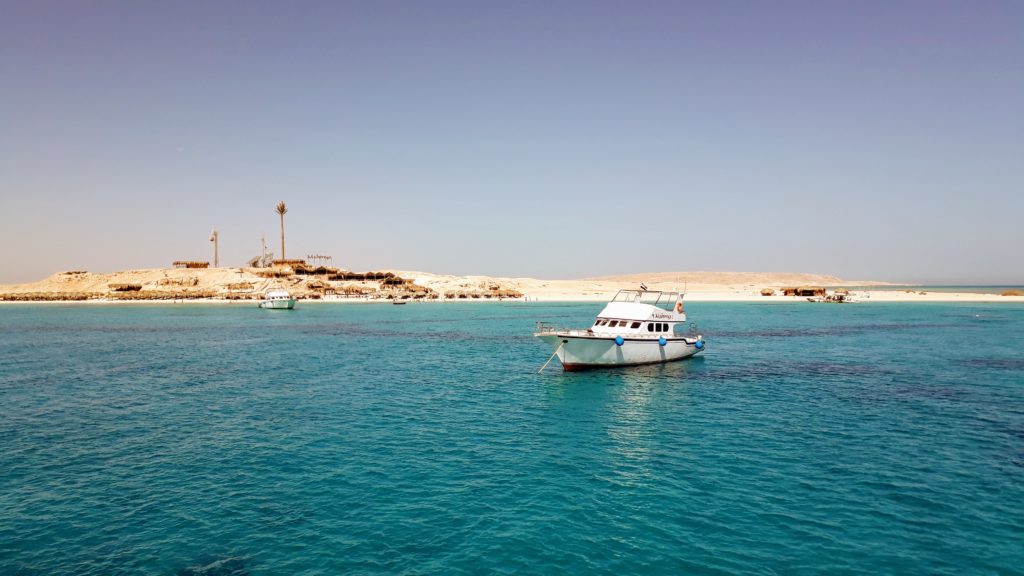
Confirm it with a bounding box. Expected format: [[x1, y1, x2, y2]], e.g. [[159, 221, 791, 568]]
[[1, 268, 1021, 303]]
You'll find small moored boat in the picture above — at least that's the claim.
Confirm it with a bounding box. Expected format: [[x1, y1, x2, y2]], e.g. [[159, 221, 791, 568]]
[[807, 289, 855, 303], [535, 289, 705, 371], [259, 289, 296, 310]]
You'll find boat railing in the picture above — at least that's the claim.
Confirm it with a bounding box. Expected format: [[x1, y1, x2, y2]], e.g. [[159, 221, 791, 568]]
[[535, 321, 567, 334], [535, 321, 592, 335]]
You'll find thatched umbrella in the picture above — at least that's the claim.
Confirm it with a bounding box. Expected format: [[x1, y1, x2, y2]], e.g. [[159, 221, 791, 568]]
[[760, 288, 775, 296]]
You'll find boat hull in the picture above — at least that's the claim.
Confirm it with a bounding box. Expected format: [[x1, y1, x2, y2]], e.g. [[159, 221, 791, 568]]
[[536, 333, 704, 371], [259, 299, 296, 310]]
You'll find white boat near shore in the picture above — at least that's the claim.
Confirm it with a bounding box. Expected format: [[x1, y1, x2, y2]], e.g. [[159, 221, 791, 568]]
[[807, 289, 856, 303], [259, 289, 296, 310], [535, 289, 705, 371]]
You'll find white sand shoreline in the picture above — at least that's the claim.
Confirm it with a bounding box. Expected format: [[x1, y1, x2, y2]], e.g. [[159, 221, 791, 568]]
[[2, 268, 1021, 304]]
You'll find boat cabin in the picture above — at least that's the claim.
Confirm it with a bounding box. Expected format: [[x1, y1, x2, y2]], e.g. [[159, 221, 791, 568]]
[[591, 290, 687, 336]]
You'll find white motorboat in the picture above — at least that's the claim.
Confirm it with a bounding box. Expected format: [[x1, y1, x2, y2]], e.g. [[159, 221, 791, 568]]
[[259, 289, 296, 310], [807, 290, 856, 303], [535, 289, 705, 371]]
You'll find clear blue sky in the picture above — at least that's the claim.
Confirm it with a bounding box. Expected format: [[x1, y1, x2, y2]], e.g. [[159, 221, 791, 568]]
[[2, 0, 1021, 284]]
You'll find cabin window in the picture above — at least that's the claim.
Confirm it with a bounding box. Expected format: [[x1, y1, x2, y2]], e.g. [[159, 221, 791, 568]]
[[660, 323, 667, 332], [609, 320, 619, 327], [631, 322, 641, 329], [597, 320, 607, 326], [647, 323, 654, 332]]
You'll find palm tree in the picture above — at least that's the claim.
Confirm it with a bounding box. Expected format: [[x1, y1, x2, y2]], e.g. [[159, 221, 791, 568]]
[[275, 201, 288, 261]]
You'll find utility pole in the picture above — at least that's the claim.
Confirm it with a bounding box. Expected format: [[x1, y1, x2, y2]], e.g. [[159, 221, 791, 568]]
[[209, 229, 219, 267]]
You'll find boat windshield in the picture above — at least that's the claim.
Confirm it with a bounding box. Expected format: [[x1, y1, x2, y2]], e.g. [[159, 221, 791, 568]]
[[611, 290, 679, 310], [611, 290, 644, 303]]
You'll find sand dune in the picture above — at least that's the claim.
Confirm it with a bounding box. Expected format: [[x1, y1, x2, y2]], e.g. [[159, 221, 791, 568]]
[[585, 271, 845, 285]]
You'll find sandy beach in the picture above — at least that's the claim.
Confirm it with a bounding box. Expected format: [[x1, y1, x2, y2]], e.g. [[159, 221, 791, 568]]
[[1, 268, 1021, 303]]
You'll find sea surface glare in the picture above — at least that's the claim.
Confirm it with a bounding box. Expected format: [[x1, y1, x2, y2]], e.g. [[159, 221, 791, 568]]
[[1, 302, 1022, 575]]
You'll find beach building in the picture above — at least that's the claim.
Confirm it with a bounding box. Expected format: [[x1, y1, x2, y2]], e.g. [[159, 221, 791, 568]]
[[781, 286, 827, 297]]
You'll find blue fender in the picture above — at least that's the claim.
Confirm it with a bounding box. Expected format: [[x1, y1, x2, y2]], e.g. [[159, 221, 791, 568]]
[[658, 337, 667, 346], [695, 339, 705, 350], [615, 335, 624, 346]]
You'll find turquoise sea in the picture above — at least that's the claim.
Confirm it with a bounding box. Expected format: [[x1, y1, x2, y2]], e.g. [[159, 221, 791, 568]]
[[1, 302, 1022, 575]]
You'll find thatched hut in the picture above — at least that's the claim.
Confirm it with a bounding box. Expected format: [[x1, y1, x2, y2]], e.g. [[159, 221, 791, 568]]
[[760, 288, 775, 296], [255, 269, 293, 278], [293, 264, 336, 276], [783, 286, 826, 297]]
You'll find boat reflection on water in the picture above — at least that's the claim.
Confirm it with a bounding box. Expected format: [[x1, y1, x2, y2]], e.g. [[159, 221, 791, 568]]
[[538, 358, 706, 486]]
